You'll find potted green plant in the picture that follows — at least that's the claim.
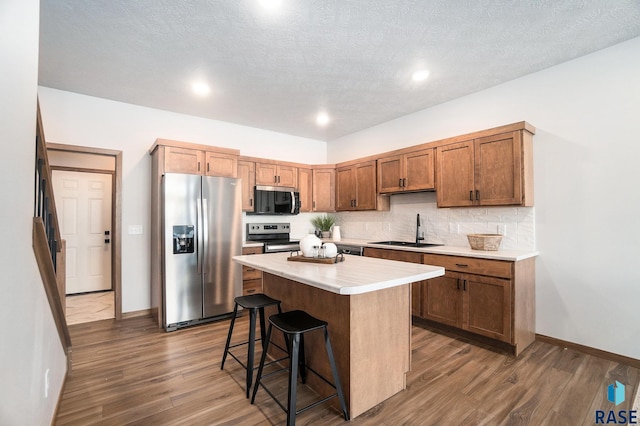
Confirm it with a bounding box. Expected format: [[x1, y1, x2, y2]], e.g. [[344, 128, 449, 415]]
[[311, 214, 335, 239]]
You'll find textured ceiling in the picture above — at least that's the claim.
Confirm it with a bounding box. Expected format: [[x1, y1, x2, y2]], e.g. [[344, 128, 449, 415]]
[[38, 0, 640, 141]]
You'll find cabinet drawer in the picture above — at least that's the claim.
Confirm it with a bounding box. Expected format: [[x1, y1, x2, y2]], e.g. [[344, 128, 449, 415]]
[[243, 278, 263, 295], [423, 254, 512, 279], [242, 246, 263, 255], [243, 265, 262, 280]]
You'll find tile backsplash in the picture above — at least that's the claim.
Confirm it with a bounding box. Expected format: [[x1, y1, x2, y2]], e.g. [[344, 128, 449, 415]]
[[244, 192, 535, 251], [332, 192, 535, 251]]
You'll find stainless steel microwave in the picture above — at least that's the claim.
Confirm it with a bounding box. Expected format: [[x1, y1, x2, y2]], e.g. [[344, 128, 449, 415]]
[[250, 185, 300, 215]]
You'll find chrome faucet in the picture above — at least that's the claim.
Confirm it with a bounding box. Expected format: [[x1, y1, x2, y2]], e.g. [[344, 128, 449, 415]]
[[416, 213, 424, 245]]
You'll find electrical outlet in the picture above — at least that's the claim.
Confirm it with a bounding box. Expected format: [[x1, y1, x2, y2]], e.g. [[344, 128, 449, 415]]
[[449, 223, 459, 234], [497, 224, 507, 236]]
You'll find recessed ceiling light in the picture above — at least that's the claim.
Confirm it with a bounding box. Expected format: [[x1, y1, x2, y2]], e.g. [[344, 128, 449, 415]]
[[258, 0, 283, 11], [411, 69, 430, 82], [191, 81, 211, 97], [316, 112, 330, 127]]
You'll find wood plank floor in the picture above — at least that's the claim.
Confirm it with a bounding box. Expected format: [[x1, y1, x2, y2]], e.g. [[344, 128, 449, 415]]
[[56, 315, 639, 425]]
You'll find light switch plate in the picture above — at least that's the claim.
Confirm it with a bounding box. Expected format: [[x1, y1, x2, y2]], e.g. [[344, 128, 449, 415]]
[[128, 225, 143, 235], [497, 224, 507, 236]]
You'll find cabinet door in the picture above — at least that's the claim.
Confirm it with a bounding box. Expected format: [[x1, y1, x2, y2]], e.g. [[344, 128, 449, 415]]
[[423, 273, 463, 328], [164, 147, 204, 175], [436, 141, 474, 207], [464, 274, 512, 343], [355, 161, 377, 210], [255, 163, 278, 185], [336, 166, 356, 211], [237, 161, 255, 211], [312, 168, 336, 212], [405, 148, 435, 191], [474, 132, 522, 206], [276, 165, 298, 188], [377, 154, 404, 194], [205, 152, 237, 178], [298, 168, 313, 213]]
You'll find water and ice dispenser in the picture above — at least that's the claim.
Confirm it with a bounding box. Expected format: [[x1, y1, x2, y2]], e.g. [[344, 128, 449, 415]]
[[173, 225, 195, 254]]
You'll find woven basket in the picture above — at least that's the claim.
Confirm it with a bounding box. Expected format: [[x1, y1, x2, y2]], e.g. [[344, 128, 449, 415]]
[[467, 234, 503, 251]]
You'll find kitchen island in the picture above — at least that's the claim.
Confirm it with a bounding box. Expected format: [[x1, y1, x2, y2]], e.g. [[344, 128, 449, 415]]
[[232, 252, 444, 419]]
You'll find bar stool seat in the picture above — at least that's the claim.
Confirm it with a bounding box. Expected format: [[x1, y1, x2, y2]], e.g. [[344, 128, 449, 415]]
[[220, 293, 282, 398], [251, 310, 349, 425]]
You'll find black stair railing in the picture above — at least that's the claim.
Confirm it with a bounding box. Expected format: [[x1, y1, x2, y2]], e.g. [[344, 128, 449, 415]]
[[34, 112, 61, 271]]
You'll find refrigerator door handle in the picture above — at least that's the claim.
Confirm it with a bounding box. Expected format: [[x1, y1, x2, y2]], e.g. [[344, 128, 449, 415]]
[[196, 198, 203, 274], [202, 198, 209, 275]]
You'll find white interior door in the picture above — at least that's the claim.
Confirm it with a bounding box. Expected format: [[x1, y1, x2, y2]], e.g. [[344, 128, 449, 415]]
[[52, 170, 113, 294]]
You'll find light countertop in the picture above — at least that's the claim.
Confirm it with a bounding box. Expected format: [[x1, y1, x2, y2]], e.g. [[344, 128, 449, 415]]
[[329, 238, 538, 261], [232, 252, 444, 295], [243, 238, 538, 261]]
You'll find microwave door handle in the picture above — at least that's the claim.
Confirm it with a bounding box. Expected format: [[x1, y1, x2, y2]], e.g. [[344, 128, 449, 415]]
[[291, 191, 295, 214]]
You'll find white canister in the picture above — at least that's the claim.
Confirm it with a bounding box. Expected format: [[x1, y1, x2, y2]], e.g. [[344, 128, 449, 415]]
[[322, 243, 338, 258], [299, 234, 322, 257], [332, 225, 341, 241]]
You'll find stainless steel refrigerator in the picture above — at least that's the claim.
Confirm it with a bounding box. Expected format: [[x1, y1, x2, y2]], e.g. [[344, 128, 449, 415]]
[[162, 173, 242, 331]]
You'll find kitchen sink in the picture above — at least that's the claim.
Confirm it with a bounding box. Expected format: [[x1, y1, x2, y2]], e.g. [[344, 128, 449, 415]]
[[368, 241, 444, 248]]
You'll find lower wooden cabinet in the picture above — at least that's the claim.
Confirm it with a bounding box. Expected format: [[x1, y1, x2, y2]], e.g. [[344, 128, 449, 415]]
[[364, 247, 535, 356], [423, 253, 534, 355], [241, 246, 263, 295], [423, 270, 512, 343]]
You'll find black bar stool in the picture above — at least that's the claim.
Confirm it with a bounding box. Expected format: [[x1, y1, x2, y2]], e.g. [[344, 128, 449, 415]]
[[221, 293, 282, 398], [251, 310, 349, 425]]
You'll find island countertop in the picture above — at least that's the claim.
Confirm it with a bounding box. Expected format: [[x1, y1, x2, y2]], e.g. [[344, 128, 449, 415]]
[[232, 252, 444, 295]]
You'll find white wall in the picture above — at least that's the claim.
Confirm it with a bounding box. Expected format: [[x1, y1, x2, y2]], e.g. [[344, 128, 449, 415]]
[[37, 88, 327, 313], [328, 37, 640, 359], [0, 1, 67, 424]]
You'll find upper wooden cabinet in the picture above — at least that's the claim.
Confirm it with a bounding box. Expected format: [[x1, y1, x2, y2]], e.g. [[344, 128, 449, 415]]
[[299, 166, 335, 213], [151, 139, 239, 178], [436, 129, 533, 207], [204, 151, 237, 177], [163, 146, 205, 175], [336, 160, 388, 211], [237, 160, 256, 212], [312, 167, 336, 212], [298, 167, 313, 213], [255, 162, 298, 188], [377, 148, 435, 194]]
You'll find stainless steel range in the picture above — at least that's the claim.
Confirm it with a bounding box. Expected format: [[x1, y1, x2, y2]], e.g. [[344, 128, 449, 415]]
[[246, 223, 300, 253]]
